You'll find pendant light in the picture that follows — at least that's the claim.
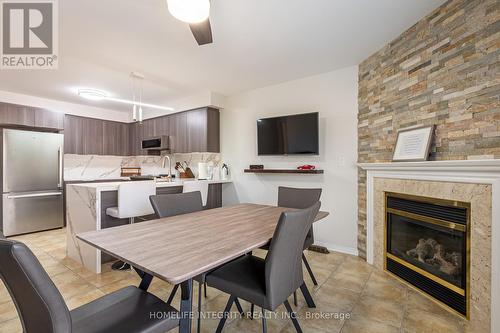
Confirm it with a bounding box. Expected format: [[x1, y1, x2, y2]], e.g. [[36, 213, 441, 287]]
[[132, 77, 137, 122], [138, 78, 144, 123]]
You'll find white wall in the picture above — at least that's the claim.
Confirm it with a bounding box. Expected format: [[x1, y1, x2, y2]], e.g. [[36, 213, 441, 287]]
[[221, 66, 359, 255]]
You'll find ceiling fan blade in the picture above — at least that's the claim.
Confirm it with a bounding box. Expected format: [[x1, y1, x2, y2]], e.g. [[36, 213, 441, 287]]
[[189, 18, 213, 45]]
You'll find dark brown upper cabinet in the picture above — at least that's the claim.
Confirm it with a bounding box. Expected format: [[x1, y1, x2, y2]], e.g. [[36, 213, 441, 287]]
[[0, 102, 63, 130], [64, 115, 104, 155], [187, 107, 219, 153], [168, 111, 188, 153], [103, 121, 129, 156], [0, 102, 35, 127], [62, 107, 220, 156], [65, 115, 130, 156], [64, 115, 85, 154], [34, 109, 64, 130]]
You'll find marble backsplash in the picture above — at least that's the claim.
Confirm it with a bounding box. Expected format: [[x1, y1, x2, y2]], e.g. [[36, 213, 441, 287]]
[[64, 153, 222, 181]]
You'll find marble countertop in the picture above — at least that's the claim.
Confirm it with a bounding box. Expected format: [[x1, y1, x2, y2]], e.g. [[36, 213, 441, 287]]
[[67, 179, 232, 191]]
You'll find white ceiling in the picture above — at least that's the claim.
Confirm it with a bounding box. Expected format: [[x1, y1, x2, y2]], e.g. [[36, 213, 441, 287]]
[[0, 0, 445, 114]]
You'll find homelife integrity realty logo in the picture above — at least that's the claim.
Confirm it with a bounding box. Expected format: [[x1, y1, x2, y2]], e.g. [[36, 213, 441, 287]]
[[1, 0, 58, 69]]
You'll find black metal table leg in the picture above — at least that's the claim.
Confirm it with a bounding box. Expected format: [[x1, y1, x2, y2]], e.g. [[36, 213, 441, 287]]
[[139, 273, 153, 291], [179, 279, 193, 333], [167, 284, 179, 305], [133, 267, 153, 291]]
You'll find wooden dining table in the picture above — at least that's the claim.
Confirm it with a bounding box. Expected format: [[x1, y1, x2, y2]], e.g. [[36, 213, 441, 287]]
[[77, 203, 329, 333]]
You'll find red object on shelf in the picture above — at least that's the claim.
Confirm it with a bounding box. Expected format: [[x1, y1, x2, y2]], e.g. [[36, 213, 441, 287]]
[[297, 165, 316, 170]]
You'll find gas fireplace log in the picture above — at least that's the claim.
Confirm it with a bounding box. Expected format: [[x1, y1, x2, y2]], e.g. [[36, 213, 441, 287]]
[[406, 238, 461, 276], [431, 244, 460, 276]]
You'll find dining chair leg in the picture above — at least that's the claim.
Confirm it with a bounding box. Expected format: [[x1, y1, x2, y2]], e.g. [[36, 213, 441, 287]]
[[261, 308, 267, 333], [302, 253, 318, 286], [235, 298, 245, 317], [284, 300, 303, 333], [293, 291, 298, 306], [197, 281, 202, 333], [299, 282, 316, 308], [216, 295, 236, 333], [250, 303, 254, 320], [166, 284, 179, 305], [179, 279, 193, 333], [204, 282, 208, 298]]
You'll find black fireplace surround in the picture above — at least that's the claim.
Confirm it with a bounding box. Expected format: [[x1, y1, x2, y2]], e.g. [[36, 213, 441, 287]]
[[385, 192, 470, 317]]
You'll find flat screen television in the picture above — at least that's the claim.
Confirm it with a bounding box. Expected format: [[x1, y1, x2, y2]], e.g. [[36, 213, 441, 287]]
[[257, 112, 319, 155]]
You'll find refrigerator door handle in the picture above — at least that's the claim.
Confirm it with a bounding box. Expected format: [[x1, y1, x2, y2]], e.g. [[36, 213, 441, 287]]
[[58, 147, 63, 188], [7, 192, 62, 199]]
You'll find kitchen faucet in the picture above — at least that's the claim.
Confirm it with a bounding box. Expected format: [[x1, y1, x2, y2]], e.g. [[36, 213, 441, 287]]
[[162, 154, 172, 180]]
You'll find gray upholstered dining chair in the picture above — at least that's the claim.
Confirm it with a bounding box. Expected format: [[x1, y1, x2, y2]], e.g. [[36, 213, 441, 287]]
[[150, 191, 203, 218], [0, 239, 179, 333], [277, 186, 322, 286], [260, 186, 322, 306], [149, 191, 245, 333], [206, 202, 321, 333]]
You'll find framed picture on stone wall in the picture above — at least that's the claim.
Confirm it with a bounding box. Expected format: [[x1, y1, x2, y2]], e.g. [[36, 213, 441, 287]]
[[392, 125, 435, 162]]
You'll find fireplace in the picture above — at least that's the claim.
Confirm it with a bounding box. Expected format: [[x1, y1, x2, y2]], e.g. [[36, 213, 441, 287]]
[[384, 192, 470, 318]]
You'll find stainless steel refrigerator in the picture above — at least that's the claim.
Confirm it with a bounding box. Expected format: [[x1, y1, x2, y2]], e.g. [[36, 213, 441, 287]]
[[1, 129, 64, 236]]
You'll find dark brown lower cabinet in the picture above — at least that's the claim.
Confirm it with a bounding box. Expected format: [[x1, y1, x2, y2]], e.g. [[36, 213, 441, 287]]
[[206, 183, 222, 209]]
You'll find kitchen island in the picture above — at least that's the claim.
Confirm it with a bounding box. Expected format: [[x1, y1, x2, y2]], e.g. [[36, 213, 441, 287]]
[[66, 179, 231, 273]]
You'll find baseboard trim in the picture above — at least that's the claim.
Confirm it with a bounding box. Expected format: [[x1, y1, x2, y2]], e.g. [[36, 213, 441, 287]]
[[313, 241, 359, 257]]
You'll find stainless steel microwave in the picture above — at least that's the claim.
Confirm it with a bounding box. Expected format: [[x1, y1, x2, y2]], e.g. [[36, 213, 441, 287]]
[[141, 136, 170, 150]]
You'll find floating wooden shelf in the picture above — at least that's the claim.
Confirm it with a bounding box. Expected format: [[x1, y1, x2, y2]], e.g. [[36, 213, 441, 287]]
[[244, 169, 324, 174]]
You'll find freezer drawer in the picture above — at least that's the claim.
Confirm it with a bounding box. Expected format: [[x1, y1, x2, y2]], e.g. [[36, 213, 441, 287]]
[[2, 191, 63, 236]]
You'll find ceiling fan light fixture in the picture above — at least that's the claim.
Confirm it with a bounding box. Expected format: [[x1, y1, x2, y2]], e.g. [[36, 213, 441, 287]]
[[167, 0, 210, 24]]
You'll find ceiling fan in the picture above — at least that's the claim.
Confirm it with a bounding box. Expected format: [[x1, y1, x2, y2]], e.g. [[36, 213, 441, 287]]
[[167, 0, 213, 46]]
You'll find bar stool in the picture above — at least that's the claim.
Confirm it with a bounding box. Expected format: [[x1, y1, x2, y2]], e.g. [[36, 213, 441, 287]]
[[182, 180, 209, 207], [106, 181, 156, 270]]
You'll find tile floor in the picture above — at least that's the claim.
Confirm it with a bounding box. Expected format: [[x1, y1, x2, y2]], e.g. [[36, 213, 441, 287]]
[[0, 228, 471, 332]]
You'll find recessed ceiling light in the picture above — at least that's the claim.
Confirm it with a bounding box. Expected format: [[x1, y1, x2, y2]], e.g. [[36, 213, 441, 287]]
[[167, 0, 210, 24], [78, 88, 108, 101]]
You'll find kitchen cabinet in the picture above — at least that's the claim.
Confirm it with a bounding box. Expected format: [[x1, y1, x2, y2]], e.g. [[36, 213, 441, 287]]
[[155, 116, 170, 136], [206, 183, 222, 209], [66, 115, 129, 156], [129, 108, 219, 154], [187, 107, 220, 153], [0, 102, 35, 126], [82, 118, 104, 155], [169, 111, 188, 153], [0, 103, 63, 130], [34, 109, 64, 130], [65, 107, 220, 156], [64, 115, 85, 154], [103, 121, 129, 156]]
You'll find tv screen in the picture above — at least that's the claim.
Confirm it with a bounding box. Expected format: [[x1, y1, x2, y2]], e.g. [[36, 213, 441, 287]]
[[257, 112, 319, 155]]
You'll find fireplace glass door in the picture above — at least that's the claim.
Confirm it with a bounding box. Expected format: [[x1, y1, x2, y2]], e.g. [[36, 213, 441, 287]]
[[387, 214, 466, 289], [385, 192, 469, 317]]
